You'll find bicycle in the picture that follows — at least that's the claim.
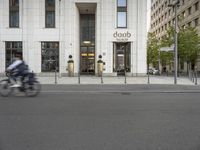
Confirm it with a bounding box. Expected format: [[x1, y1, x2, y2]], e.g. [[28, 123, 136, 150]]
[[0, 71, 41, 97]]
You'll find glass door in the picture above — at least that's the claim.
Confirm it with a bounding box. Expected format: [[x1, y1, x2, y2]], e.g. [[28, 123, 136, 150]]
[[80, 14, 95, 75], [80, 46, 95, 75], [113, 42, 131, 76]]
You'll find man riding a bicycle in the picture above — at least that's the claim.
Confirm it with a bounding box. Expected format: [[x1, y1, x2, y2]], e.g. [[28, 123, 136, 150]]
[[6, 53, 29, 88]]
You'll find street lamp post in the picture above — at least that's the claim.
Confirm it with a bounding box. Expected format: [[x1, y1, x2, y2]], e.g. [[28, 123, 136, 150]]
[[168, 0, 180, 84]]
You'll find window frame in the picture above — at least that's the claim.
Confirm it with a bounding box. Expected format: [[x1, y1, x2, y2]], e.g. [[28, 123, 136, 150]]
[[117, 0, 127, 28], [45, 0, 56, 28], [195, 2, 199, 11], [9, 0, 19, 28], [5, 41, 23, 67], [41, 41, 59, 72]]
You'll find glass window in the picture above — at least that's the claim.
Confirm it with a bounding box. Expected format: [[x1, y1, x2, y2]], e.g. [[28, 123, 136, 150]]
[[46, 11, 55, 28], [10, 0, 19, 6], [117, 0, 127, 28], [46, 0, 55, 7], [194, 18, 199, 27], [188, 7, 191, 15], [118, 0, 127, 7], [117, 12, 126, 28], [195, 2, 199, 11], [45, 0, 55, 28], [41, 42, 59, 72], [9, 0, 19, 28], [10, 11, 19, 27], [5, 42, 22, 67]]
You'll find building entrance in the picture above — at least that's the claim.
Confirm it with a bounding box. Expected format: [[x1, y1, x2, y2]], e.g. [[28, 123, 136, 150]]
[[80, 46, 95, 75], [113, 42, 131, 76], [79, 6, 96, 75]]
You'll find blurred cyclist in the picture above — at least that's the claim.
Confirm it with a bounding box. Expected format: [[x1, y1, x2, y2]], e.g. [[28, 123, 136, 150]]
[[6, 53, 29, 87]]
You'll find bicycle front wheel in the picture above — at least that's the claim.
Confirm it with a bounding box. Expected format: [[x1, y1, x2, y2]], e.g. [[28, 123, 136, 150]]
[[0, 79, 13, 97]]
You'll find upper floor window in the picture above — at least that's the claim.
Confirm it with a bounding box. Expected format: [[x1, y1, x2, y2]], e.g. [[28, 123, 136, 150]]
[[168, 9, 171, 15], [195, 2, 199, 11], [117, 0, 127, 28], [9, 0, 19, 28], [182, 11, 185, 18], [194, 18, 199, 27], [165, 1, 167, 7], [182, 25, 186, 29], [188, 21, 191, 27], [188, 7, 192, 16], [45, 0, 55, 28]]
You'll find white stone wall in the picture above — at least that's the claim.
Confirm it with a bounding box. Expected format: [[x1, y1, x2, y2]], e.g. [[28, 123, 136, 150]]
[[0, 0, 147, 75]]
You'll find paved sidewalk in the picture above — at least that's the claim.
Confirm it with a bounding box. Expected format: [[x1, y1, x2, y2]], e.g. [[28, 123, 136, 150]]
[[33, 76, 196, 85], [0, 75, 197, 85]]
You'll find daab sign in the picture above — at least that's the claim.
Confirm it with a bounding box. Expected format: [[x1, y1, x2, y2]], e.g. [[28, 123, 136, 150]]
[[113, 31, 132, 42]]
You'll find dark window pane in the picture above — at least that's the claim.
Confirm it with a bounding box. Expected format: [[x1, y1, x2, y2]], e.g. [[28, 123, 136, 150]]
[[5, 42, 22, 67], [41, 42, 59, 72], [10, 11, 19, 27], [46, 11, 55, 28], [46, 0, 55, 7], [118, 0, 127, 7], [118, 12, 127, 27], [117, 7, 127, 12], [10, 0, 19, 7], [9, 0, 19, 28]]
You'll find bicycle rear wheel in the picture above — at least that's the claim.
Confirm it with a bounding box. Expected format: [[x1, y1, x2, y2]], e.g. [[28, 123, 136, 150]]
[[0, 79, 13, 97], [25, 81, 41, 97]]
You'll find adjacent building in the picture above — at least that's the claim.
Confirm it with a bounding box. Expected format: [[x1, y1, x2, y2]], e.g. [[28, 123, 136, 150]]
[[150, 0, 200, 72], [150, 0, 200, 39], [0, 0, 147, 76]]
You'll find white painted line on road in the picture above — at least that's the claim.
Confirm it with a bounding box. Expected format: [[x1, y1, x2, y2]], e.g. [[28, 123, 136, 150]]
[[41, 90, 200, 94]]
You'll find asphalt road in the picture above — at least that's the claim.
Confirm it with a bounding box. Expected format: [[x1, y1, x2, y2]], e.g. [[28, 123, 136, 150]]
[[0, 85, 200, 150]]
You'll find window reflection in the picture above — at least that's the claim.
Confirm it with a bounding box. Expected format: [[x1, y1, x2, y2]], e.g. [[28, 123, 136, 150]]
[[117, 0, 127, 28], [117, 12, 126, 28], [6, 42, 23, 67], [118, 0, 126, 7], [41, 42, 59, 72], [9, 0, 19, 28], [45, 0, 55, 28]]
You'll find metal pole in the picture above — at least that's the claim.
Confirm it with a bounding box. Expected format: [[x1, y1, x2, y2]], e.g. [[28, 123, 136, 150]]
[[195, 70, 198, 85], [55, 69, 57, 84], [124, 70, 127, 84], [158, 49, 161, 75], [147, 65, 150, 84], [192, 71, 194, 82], [78, 70, 80, 84], [174, 4, 178, 84]]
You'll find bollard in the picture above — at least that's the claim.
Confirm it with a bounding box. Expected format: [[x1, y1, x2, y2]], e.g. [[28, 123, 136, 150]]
[[147, 71, 150, 84], [195, 70, 198, 85], [55, 69, 57, 84], [101, 71, 103, 84], [67, 55, 74, 77], [78, 71, 80, 84], [192, 71, 195, 82], [189, 71, 192, 81], [188, 71, 190, 80], [124, 70, 127, 84]]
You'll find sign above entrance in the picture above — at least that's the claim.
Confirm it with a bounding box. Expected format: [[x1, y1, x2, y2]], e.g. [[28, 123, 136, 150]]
[[113, 31, 132, 42]]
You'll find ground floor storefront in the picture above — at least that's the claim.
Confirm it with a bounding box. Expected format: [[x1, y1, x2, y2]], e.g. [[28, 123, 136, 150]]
[[0, 40, 146, 76]]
